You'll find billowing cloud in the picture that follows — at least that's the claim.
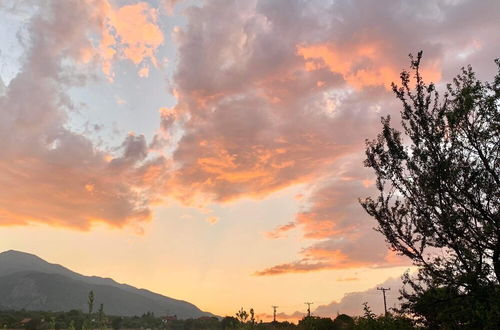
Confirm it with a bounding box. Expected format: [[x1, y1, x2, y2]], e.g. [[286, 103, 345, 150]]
[[0, 0, 167, 229], [256, 157, 408, 276], [99, 1, 164, 78], [314, 277, 405, 317], [297, 43, 441, 90], [164, 0, 500, 207], [163, 0, 398, 205], [153, 0, 498, 274], [255, 276, 405, 321], [1, 0, 499, 254]]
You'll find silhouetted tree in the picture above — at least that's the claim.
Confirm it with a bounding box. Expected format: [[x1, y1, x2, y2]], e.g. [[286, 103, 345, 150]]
[[249, 308, 255, 326], [361, 52, 500, 327], [97, 304, 105, 330], [220, 316, 239, 329], [85, 291, 94, 330], [333, 313, 354, 329], [297, 316, 334, 330], [236, 308, 249, 323]]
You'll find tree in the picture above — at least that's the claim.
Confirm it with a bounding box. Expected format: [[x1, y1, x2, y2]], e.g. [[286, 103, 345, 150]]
[[85, 290, 95, 330], [297, 316, 334, 330], [361, 52, 500, 327], [249, 308, 255, 326], [235, 308, 249, 323], [333, 313, 354, 329], [88, 291, 94, 316], [97, 304, 105, 330], [220, 316, 239, 329]]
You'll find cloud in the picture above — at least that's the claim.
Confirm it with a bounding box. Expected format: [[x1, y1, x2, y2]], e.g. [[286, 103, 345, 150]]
[[1, 0, 499, 242], [0, 0, 167, 229], [297, 43, 441, 90], [264, 222, 296, 239], [314, 276, 406, 317], [256, 276, 406, 321], [256, 156, 408, 276], [163, 0, 399, 205], [105, 2, 163, 65], [206, 216, 219, 225], [75, 0, 165, 79], [256, 311, 304, 323], [164, 0, 500, 206], [155, 0, 500, 275], [163, 0, 182, 15], [336, 277, 360, 282]]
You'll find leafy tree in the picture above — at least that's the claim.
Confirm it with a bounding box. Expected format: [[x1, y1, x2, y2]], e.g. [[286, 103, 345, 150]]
[[236, 308, 249, 323], [297, 316, 334, 330], [87, 291, 94, 316], [220, 316, 239, 329], [85, 291, 95, 330], [249, 308, 255, 326], [361, 52, 500, 327], [333, 313, 354, 329]]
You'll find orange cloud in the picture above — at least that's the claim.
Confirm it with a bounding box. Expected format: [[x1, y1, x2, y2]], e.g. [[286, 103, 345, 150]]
[[298, 43, 441, 90], [257, 160, 409, 275], [3, 0, 495, 236], [255, 250, 406, 276], [206, 216, 219, 225], [265, 222, 296, 239], [111, 3, 163, 65], [93, 1, 164, 79], [336, 277, 360, 282], [0, 1, 167, 230]]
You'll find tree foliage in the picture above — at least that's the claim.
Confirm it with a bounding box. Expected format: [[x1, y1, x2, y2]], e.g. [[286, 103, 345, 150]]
[[361, 52, 500, 327]]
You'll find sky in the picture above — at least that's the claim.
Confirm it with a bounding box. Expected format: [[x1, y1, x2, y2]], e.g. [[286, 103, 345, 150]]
[[0, 0, 499, 322]]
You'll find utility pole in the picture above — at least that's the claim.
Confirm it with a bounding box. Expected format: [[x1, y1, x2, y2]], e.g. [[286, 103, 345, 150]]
[[271, 306, 278, 322], [304, 302, 313, 317], [377, 287, 390, 316]]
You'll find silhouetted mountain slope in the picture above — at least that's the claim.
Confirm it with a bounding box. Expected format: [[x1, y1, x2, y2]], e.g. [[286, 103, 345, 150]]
[[0, 250, 212, 318]]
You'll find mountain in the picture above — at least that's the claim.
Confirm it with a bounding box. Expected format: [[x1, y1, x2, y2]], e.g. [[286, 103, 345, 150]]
[[0, 250, 213, 318]]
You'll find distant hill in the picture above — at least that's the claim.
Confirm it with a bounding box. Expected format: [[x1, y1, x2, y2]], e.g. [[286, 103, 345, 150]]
[[0, 250, 213, 318]]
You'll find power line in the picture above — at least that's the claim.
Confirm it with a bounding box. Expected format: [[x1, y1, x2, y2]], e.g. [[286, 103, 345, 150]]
[[271, 306, 278, 322], [377, 287, 391, 316], [304, 302, 314, 317]]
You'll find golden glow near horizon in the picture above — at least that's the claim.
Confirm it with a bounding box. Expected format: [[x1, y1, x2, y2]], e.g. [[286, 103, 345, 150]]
[[0, 0, 498, 321]]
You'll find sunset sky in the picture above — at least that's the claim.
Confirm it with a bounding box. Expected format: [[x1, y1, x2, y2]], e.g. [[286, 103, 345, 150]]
[[0, 0, 499, 321]]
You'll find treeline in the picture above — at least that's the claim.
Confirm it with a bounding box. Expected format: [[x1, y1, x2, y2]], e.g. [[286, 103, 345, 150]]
[[0, 309, 162, 330], [0, 307, 416, 330]]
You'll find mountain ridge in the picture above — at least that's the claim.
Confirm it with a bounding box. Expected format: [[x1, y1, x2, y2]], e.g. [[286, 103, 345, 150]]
[[0, 250, 213, 318]]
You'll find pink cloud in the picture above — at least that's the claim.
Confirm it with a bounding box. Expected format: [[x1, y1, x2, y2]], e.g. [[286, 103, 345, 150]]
[[81, 0, 164, 79], [1, 0, 499, 240], [0, 0, 167, 230], [265, 222, 296, 239], [257, 157, 408, 275]]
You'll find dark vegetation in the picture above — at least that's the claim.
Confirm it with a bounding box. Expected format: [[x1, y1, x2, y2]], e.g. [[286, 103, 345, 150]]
[[0, 307, 414, 329], [0, 291, 413, 329], [361, 52, 500, 329]]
